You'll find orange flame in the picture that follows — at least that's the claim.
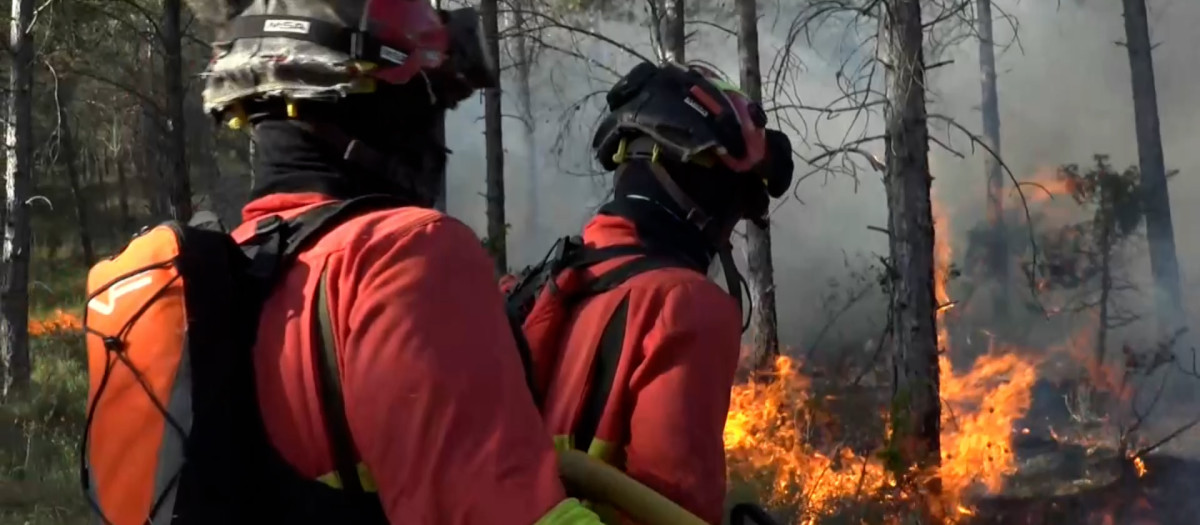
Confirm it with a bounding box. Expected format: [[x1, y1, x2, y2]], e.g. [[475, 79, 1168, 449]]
[[29, 309, 82, 336], [725, 192, 1040, 522], [1132, 456, 1147, 478], [1018, 166, 1078, 205], [724, 355, 890, 520]]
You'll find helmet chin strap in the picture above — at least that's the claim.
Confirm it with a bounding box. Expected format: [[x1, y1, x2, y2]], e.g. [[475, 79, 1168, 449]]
[[639, 161, 749, 328]]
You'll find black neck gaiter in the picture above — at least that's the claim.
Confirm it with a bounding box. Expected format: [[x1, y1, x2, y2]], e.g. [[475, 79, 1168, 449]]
[[599, 162, 720, 271], [249, 120, 367, 201], [248, 86, 447, 204]]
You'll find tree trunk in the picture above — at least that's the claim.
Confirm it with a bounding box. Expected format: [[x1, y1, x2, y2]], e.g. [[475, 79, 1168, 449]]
[[431, 0, 448, 214], [162, 0, 193, 221], [736, 0, 779, 372], [1096, 192, 1114, 371], [139, 36, 166, 221], [1121, 0, 1183, 334], [248, 136, 256, 190], [882, 0, 943, 519], [513, 1, 539, 241], [659, 0, 685, 62], [482, 0, 507, 274], [977, 0, 1008, 323], [116, 151, 133, 235], [433, 115, 447, 213], [57, 79, 96, 266], [3, 0, 35, 397]]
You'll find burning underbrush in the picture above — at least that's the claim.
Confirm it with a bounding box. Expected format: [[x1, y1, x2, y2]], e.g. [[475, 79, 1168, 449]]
[[724, 346, 1043, 524], [724, 166, 1200, 524]]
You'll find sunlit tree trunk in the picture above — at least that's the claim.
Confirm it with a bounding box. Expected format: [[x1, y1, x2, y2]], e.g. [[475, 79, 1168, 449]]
[[2, 0, 35, 397], [883, 0, 943, 520], [659, 0, 685, 62], [482, 0, 507, 273], [1121, 0, 1183, 335], [736, 0, 779, 373], [977, 0, 1008, 322]]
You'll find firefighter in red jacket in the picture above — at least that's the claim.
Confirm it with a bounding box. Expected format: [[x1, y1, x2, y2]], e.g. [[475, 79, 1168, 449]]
[[189, 0, 599, 523], [523, 62, 794, 523]]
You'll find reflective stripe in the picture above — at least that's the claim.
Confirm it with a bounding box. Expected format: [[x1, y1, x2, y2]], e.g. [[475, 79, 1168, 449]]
[[552, 434, 616, 464], [315, 462, 378, 492], [586, 439, 615, 464], [534, 498, 604, 525], [553, 437, 621, 523], [708, 77, 747, 97], [554, 434, 573, 452]]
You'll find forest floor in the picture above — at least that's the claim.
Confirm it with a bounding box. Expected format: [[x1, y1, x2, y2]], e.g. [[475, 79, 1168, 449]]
[[0, 258, 89, 525], [7, 258, 1200, 525]]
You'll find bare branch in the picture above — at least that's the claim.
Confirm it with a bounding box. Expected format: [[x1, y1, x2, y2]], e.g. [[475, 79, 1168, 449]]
[[927, 112, 1047, 314], [1134, 416, 1200, 458], [26, 0, 61, 34], [518, 8, 654, 64]]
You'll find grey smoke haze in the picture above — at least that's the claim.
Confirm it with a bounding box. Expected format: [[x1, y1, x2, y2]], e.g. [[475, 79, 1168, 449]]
[[439, 0, 1200, 349]]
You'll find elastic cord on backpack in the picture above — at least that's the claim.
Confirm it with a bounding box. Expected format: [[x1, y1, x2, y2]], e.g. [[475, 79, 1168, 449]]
[[80, 262, 190, 525]]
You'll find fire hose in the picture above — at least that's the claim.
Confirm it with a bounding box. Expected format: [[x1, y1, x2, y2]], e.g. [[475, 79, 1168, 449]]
[[556, 449, 779, 525]]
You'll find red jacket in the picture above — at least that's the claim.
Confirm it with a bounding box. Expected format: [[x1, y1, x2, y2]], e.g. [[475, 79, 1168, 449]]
[[231, 193, 593, 524], [537, 214, 742, 524]]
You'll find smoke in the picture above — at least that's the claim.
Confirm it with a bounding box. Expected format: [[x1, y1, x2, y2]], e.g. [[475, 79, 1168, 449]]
[[440, 0, 1200, 352], [931, 0, 1200, 367]]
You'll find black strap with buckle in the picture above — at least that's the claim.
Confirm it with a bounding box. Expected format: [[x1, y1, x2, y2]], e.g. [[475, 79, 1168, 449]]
[[225, 15, 408, 67]]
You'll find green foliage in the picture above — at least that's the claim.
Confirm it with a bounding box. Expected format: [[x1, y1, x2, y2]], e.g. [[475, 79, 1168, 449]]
[[0, 256, 89, 524], [29, 258, 88, 320], [481, 222, 514, 272], [1024, 155, 1144, 294], [0, 330, 90, 525], [1059, 155, 1145, 239]]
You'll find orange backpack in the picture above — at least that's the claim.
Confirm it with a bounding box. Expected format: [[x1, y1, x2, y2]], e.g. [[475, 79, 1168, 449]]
[[82, 196, 400, 525]]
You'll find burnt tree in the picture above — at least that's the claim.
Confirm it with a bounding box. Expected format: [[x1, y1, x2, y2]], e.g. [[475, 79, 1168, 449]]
[[976, 0, 1008, 321], [737, 0, 780, 371], [511, 0, 539, 241], [432, 0, 448, 212], [1121, 0, 1183, 334], [883, 0, 943, 520], [161, 0, 192, 220], [482, 0, 507, 273]]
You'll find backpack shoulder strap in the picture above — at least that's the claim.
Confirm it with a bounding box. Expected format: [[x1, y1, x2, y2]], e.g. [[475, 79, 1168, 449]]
[[240, 194, 405, 292], [240, 195, 404, 495], [579, 255, 688, 297], [282, 195, 406, 259], [313, 268, 365, 494], [571, 254, 691, 457], [572, 295, 629, 457]]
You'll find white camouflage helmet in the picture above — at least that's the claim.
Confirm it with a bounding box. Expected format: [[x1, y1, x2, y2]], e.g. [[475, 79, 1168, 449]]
[[186, 0, 495, 119]]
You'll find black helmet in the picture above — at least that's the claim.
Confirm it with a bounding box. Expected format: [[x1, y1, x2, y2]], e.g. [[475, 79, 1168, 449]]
[[592, 62, 794, 226]]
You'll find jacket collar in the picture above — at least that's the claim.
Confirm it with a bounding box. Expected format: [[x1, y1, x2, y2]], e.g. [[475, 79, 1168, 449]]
[[240, 192, 336, 224]]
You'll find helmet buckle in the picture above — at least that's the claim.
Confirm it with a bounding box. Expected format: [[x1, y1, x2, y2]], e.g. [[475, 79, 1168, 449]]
[[685, 207, 711, 231]]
